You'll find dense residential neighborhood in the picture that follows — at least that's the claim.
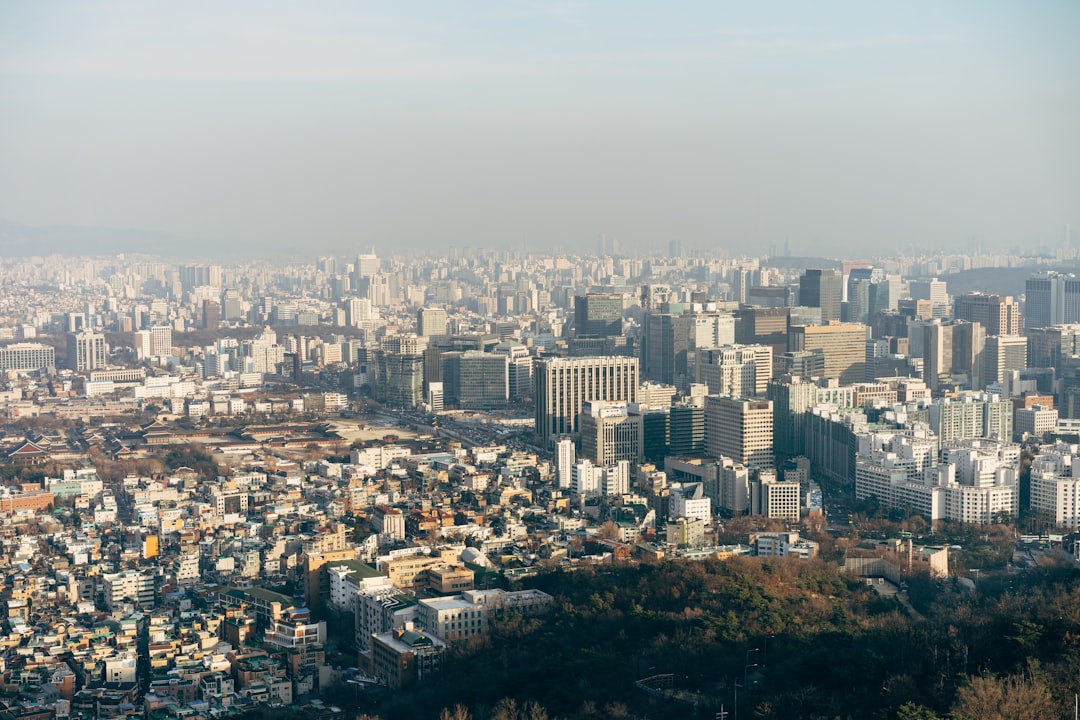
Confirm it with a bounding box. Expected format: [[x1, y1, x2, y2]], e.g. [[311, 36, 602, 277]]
[[0, 246, 1079, 719]]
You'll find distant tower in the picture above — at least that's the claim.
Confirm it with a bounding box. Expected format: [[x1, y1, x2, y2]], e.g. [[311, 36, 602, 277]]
[[556, 437, 576, 489], [417, 307, 448, 337], [202, 300, 221, 329], [798, 269, 843, 323], [67, 330, 107, 372], [534, 356, 639, 446], [574, 293, 623, 338]]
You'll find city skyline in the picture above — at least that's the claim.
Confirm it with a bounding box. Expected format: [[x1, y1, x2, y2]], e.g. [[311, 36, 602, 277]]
[[1, 1, 1078, 257]]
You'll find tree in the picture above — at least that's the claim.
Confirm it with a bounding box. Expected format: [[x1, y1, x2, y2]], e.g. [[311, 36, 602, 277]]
[[952, 672, 1054, 720], [598, 520, 620, 541], [488, 698, 550, 720], [568, 535, 584, 559], [895, 703, 942, 720], [439, 706, 471, 720]]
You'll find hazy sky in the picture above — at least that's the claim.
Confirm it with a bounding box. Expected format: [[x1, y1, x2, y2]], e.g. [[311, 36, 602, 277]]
[[1, 1, 1078, 257]]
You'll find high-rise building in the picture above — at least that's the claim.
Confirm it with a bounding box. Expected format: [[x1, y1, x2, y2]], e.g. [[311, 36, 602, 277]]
[[695, 345, 773, 398], [788, 322, 867, 385], [735, 307, 791, 358], [1027, 325, 1080, 372], [746, 286, 796, 308], [534, 356, 639, 446], [643, 312, 689, 387], [574, 293, 624, 338], [928, 393, 1013, 443], [203, 300, 221, 330], [633, 405, 670, 465], [439, 351, 508, 409], [67, 330, 107, 372], [1024, 272, 1080, 329], [150, 326, 173, 357], [0, 343, 55, 373], [984, 335, 1028, 388], [578, 401, 642, 466], [382, 334, 428, 355], [417, 307, 448, 337], [704, 396, 774, 469], [908, 278, 949, 305], [355, 253, 380, 279], [921, 320, 985, 392], [345, 297, 375, 328], [684, 309, 737, 381], [222, 288, 243, 321], [668, 403, 705, 457], [767, 375, 820, 460], [492, 341, 533, 401], [799, 269, 843, 323], [846, 270, 892, 326], [555, 437, 576, 489], [378, 353, 424, 408], [954, 293, 1021, 336]]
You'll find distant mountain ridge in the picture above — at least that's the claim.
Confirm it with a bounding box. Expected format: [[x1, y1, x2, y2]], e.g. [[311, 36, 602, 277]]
[[0, 218, 248, 259]]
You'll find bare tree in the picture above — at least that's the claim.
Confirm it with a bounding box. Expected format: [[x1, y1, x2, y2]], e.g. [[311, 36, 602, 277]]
[[439, 705, 471, 720]]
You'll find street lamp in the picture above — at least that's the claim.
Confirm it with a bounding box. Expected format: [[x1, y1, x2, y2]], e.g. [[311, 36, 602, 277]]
[[744, 663, 758, 687]]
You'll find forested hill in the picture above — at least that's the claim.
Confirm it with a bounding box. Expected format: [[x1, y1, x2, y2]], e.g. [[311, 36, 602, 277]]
[[356, 556, 1080, 720]]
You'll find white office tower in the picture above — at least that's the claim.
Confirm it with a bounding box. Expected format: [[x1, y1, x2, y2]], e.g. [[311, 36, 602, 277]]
[[704, 396, 774, 469], [556, 437, 576, 490], [68, 330, 107, 372], [534, 356, 639, 446], [1029, 443, 1080, 528], [345, 297, 376, 327], [696, 345, 773, 398], [571, 459, 598, 497], [855, 433, 1018, 524], [417, 307, 449, 337], [150, 325, 173, 356], [356, 253, 380, 278], [570, 458, 629, 498], [670, 483, 711, 522], [599, 461, 631, 496]]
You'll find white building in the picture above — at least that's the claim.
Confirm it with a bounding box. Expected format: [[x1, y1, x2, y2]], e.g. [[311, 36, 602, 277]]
[[571, 459, 629, 498], [1015, 405, 1059, 441], [417, 589, 553, 644], [856, 434, 1019, 523], [669, 482, 711, 522], [1029, 442, 1080, 528], [751, 532, 819, 559], [555, 437, 575, 489]]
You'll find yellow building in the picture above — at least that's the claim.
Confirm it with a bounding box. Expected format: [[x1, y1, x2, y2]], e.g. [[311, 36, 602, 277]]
[[789, 322, 867, 384]]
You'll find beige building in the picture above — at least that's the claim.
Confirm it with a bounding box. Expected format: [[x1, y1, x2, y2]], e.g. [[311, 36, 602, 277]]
[[578, 400, 642, 466], [370, 626, 445, 689], [427, 564, 475, 595], [788, 322, 867, 385], [417, 589, 553, 644], [704, 396, 774, 469], [379, 548, 462, 590], [535, 356, 639, 445]]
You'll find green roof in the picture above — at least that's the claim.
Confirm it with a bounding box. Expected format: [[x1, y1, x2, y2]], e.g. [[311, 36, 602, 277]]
[[399, 630, 433, 647], [329, 559, 383, 578], [240, 587, 295, 605]]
